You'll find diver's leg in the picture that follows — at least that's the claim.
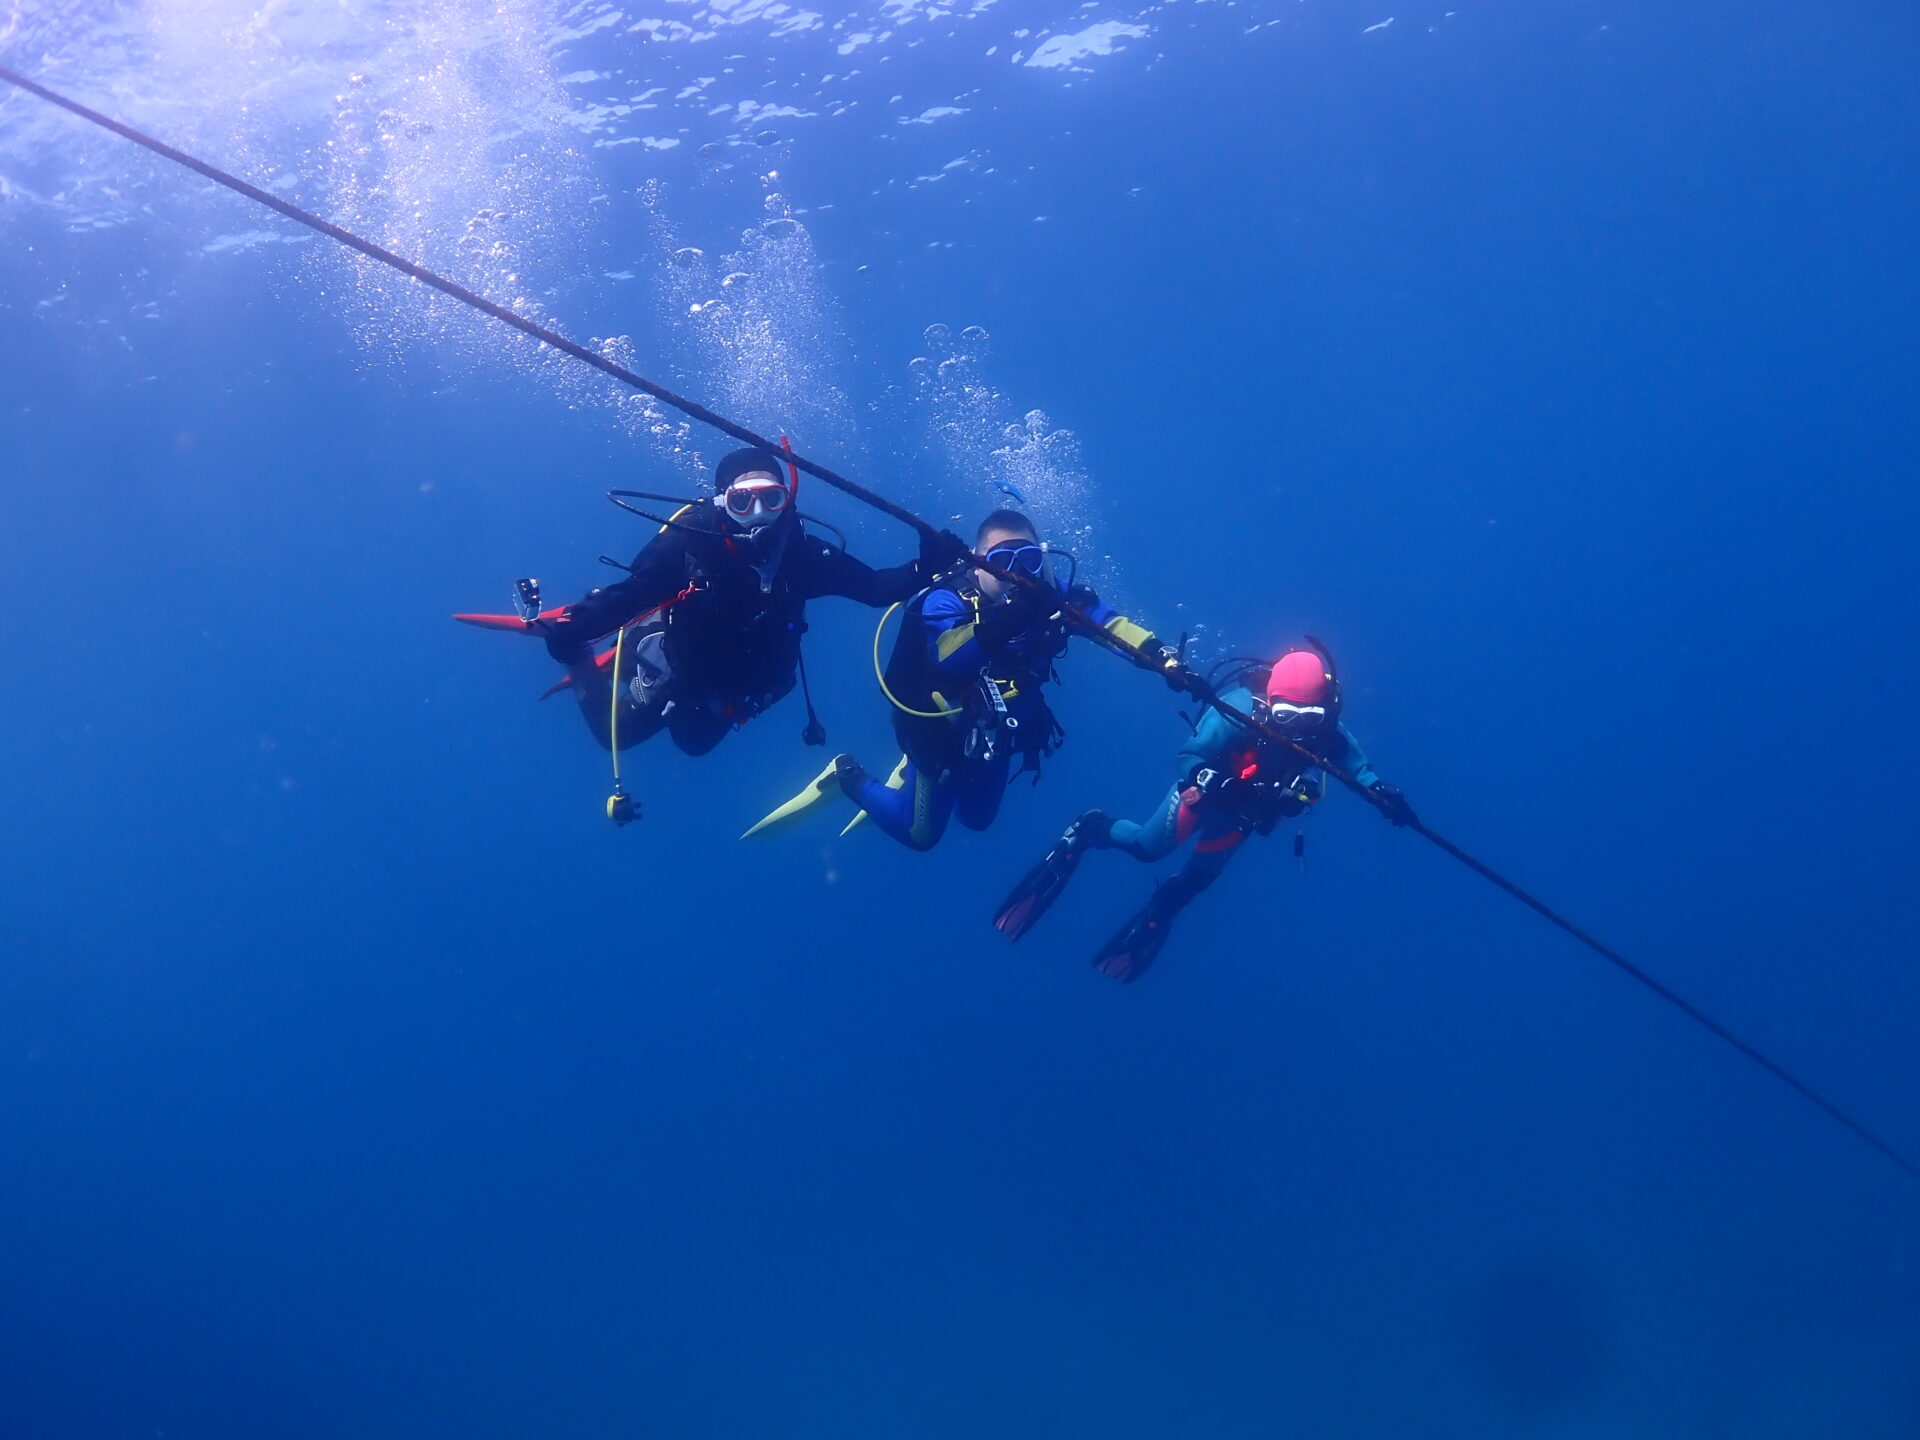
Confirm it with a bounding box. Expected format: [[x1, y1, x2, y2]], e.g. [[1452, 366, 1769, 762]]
[[667, 696, 731, 756], [953, 752, 1012, 832], [1157, 827, 1244, 913], [1091, 818, 1247, 983], [844, 756, 955, 851], [1105, 783, 1191, 863], [571, 662, 668, 751], [566, 654, 618, 749]]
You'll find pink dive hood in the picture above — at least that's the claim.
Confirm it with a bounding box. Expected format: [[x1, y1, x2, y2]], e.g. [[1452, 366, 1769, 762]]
[[1266, 649, 1333, 706]]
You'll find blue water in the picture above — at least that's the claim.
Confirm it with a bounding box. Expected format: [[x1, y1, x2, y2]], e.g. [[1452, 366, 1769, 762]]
[[3, 2, 1918, 1435]]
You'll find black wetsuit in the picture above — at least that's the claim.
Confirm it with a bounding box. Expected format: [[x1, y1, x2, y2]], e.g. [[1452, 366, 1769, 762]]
[[544, 502, 927, 754]]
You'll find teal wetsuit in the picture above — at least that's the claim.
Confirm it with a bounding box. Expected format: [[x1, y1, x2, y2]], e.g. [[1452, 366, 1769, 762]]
[[993, 675, 1402, 982], [1084, 685, 1381, 980], [1104, 684, 1379, 882]]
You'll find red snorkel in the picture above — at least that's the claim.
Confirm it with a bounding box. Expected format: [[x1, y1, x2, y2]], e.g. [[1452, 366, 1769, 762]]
[[780, 433, 801, 504]]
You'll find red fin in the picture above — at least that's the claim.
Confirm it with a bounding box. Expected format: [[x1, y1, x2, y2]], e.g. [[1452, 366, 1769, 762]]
[[452, 606, 568, 633], [451, 606, 564, 633], [536, 645, 616, 701]]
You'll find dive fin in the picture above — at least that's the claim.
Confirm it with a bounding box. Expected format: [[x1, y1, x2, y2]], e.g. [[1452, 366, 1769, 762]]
[[1090, 899, 1174, 984], [742, 755, 852, 839], [992, 848, 1081, 942], [458, 605, 595, 701], [993, 809, 1110, 941], [453, 606, 569, 633], [537, 647, 617, 701]]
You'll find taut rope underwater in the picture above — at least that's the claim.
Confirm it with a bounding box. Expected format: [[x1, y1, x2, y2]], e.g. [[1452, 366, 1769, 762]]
[[6, 63, 1913, 1184]]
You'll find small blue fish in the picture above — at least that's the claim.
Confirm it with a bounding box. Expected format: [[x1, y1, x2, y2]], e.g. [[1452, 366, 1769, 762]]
[[994, 479, 1026, 503]]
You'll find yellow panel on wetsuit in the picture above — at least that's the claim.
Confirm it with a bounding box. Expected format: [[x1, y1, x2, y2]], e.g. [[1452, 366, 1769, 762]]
[[934, 620, 980, 663]]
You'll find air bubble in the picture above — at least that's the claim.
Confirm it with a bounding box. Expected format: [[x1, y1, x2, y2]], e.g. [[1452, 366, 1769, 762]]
[[721, 272, 749, 288], [961, 325, 989, 343], [761, 216, 802, 240], [671, 246, 705, 268], [923, 322, 952, 347], [754, 131, 780, 146]]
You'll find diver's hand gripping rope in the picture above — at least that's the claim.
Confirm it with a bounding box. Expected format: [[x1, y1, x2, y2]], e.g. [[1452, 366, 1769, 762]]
[[10, 64, 1911, 1184]]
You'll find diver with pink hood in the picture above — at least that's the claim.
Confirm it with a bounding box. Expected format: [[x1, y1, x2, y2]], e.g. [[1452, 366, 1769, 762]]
[[992, 641, 1415, 982]]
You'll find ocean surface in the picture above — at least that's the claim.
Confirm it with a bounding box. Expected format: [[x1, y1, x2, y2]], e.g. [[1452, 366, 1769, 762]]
[[3, 2, 1918, 1435]]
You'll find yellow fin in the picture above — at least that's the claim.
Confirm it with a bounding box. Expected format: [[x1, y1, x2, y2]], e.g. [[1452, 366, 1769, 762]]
[[741, 755, 848, 839]]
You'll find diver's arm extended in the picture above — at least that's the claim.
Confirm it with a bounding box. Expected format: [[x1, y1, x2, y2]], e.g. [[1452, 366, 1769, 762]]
[[1313, 721, 1414, 823], [1063, 583, 1159, 653], [1354, 729, 1414, 822], [540, 529, 692, 664], [1333, 722, 1382, 790], [929, 580, 1169, 683], [801, 537, 930, 608], [1062, 583, 1182, 687]]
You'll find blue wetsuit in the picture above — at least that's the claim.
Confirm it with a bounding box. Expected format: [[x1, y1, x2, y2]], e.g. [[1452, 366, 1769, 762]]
[[846, 578, 1158, 851]]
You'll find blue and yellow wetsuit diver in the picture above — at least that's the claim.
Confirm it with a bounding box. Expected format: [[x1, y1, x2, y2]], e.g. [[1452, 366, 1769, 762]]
[[993, 648, 1416, 982], [745, 547, 1170, 850]]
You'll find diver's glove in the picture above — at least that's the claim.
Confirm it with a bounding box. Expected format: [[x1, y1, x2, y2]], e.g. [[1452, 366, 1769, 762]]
[[918, 527, 972, 577], [1369, 782, 1417, 828]]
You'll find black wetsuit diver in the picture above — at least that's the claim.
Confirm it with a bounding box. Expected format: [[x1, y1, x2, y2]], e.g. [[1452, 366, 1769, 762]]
[[993, 644, 1416, 982], [743, 509, 1178, 849], [537, 447, 959, 759]]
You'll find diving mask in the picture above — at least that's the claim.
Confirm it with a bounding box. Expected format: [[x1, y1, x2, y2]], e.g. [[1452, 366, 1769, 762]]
[[723, 476, 791, 530]]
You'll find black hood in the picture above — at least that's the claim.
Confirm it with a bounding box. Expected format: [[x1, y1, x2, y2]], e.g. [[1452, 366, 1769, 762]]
[[714, 446, 788, 492]]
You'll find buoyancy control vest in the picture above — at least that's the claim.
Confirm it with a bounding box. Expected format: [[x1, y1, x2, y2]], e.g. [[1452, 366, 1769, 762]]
[[656, 511, 805, 714], [884, 576, 1067, 776]]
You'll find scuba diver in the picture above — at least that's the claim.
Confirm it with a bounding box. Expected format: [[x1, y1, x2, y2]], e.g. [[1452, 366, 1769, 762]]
[[459, 447, 966, 811], [744, 508, 1179, 851], [992, 643, 1417, 983]]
